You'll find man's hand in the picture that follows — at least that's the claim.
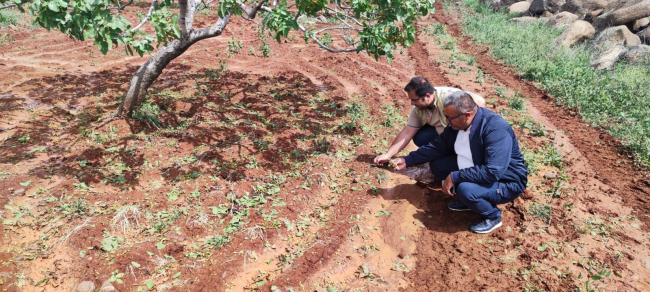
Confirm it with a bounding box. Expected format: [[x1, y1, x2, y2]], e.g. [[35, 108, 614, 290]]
[[442, 174, 455, 197], [373, 153, 392, 165], [390, 158, 407, 170]]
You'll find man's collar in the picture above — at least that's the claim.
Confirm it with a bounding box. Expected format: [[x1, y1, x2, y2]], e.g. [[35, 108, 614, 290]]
[[469, 107, 483, 138]]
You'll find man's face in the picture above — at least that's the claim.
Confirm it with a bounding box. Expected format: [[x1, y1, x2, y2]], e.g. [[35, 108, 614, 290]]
[[443, 104, 471, 131], [406, 90, 433, 109]]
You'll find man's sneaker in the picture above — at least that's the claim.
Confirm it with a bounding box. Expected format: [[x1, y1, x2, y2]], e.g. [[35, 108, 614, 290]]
[[447, 201, 470, 212], [469, 218, 502, 234]]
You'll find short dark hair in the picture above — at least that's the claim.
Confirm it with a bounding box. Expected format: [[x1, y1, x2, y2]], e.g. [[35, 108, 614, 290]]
[[444, 91, 478, 113], [404, 77, 435, 98]]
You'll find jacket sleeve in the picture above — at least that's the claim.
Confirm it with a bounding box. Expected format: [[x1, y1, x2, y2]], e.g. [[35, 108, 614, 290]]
[[404, 127, 456, 167], [451, 122, 512, 184]]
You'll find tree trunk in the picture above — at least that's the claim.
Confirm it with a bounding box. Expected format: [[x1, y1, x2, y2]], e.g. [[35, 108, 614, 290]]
[[115, 40, 192, 117], [116, 13, 232, 117]]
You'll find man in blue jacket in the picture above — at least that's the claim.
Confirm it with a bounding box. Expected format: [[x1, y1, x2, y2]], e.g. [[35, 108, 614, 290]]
[[392, 91, 528, 233]]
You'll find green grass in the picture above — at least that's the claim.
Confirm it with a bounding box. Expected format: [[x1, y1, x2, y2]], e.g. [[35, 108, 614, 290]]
[[457, 0, 650, 166], [0, 9, 20, 28]]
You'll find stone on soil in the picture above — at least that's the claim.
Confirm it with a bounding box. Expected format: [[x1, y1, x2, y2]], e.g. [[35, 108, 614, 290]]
[[547, 11, 579, 27], [99, 280, 119, 292], [530, 0, 566, 14], [13, 189, 25, 196], [508, 1, 531, 15], [555, 20, 596, 47], [632, 17, 650, 32], [593, 25, 641, 49], [624, 44, 650, 63], [561, 0, 613, 16], [576, 247, 588, 256], [643, 258, 650, 269], [591, 44, 628, 70], [77, 281, 95, 292]]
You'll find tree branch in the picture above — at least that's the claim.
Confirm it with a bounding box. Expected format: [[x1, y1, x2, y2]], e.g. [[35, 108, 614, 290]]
[[109, 0, 134, 11], [1, 3, 16, 9], [238, 0, 267, 19], [296, 23, 357, 53], [130, 0, 157, 32], [189, 13, 232, 42]]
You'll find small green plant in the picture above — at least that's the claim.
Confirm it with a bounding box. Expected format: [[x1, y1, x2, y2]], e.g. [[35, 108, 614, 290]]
[[320, 33, 333, 47], [17, 134, 30, 143], [527, 201, 551, 221], [133, 101, 162, 128], [227, 37, 243, 55], [507, 94, 525, 111]]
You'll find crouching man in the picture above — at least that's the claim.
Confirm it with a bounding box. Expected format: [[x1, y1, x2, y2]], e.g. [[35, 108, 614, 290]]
[[392, 91, 528, 233]]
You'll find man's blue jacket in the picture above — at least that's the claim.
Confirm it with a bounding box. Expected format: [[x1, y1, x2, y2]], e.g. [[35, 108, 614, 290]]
[[403, 107, 528, 195]]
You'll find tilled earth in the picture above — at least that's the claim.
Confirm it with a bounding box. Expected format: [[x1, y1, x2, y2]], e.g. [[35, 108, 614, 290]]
[[1, 4, 650, 292]]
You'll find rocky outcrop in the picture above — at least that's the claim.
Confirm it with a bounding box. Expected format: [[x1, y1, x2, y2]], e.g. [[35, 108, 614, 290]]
[[555, 20, 596, 47], [632, 18, 650, 32], [591, 45, 627, 69], [624, 44, 650, 63], [593, 26, 642, 50], [560, 0, 613, 16], [508, 1, 531, 15], [547, 11, 579, 27], [638, 27, 650, 44], [592, 0, 650, 31], [530, 0, 566, 14]]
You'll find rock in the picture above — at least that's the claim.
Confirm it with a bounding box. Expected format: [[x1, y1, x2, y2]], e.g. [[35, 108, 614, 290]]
[[398, 252, 406, 259], [509, 16, 540, 23], [508, 1, 531, 15], [585, 9, 604, 22], [544, 171, 557, 179], [14, 256, 24, 261], [317, 15, 327, 23], [542, 11, 554, 17], [0, 272, 12, 282], [99, 280, 118, 292], [483, 0, 523, 11], [555, 20, 596, 47], [638, 27, 650, 44], [592, 0, 650, 31], [576, 247, 588, 256], [77, 281, 95, 292], [643, 258, 650, 269], [13, 189, 25, 196], [530, 0, 566, 14], [561, 0, 613, 16], [625, 44, 650, 62], [591, 44, 628, 70], [547, 11, 579, 27], [632, 17, 650, 32], [593, 26, 641, 51]]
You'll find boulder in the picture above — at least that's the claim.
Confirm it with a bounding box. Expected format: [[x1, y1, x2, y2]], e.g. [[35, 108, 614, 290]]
[[592, 0, 650, 31], [624, 44, 650, 62], [508, 1, 531, 15], [638, 27, 650, 44], [77, 281, 95, 292], [542, 11, 554, 17], [632, 17, 650, 31], [547, 11, 579, 27], [99, 280, 119, 292], [530, 0, 566, 14], [509, 16, 540, 23], [561, 0, 613, 16], [591, 44, 627, 70], [555, 20, 596, 47], [593, 26, 641, 50]]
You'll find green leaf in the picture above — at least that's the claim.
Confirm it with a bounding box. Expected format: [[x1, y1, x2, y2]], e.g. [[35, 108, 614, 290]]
[[131, 261, 141, 268], [172, 272, 181, 278], [19, 180, 31, 186], [155, 241, 166, 250], [537, 244, 548, 251], [145, 280, 155, 290]]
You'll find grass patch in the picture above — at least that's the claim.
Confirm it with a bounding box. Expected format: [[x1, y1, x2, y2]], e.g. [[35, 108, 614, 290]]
[[456, 0, 650, 166]]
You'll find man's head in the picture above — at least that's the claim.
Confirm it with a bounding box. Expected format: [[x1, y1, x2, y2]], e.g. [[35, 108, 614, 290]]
[[443, 91, 478, 131], [404, 77, 436, 109]]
